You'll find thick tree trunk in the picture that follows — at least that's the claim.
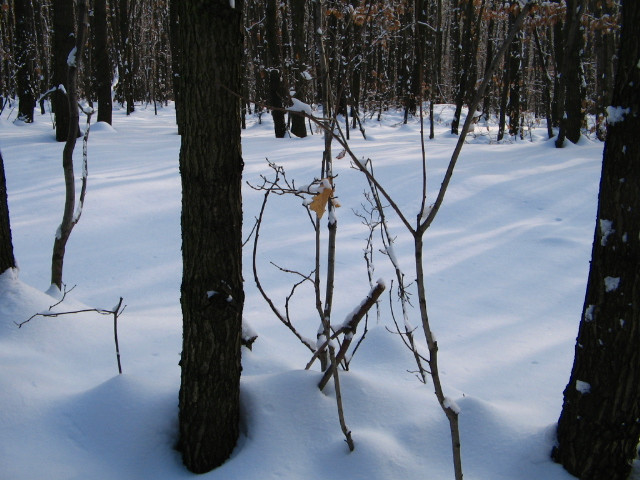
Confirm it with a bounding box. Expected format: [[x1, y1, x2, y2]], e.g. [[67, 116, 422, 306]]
[[52, 0, 75, 142], [451, 0, 475, 135], [169, 0, 182, 133], [289, 0, 308, 138], [265, 0, 287, 138], [556, 0, 586, 147], [94, 0, 112, 125], [175, 0, 244, 474], [50, 0, 89, 290], [0, 151, 16, 273], [15, 0, 36, 123], [553, 1, 640, 478], [507, 27, 522, 137]]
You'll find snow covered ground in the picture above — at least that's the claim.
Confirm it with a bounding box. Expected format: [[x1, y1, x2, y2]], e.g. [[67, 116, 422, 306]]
[[0, 103, 610, 479]]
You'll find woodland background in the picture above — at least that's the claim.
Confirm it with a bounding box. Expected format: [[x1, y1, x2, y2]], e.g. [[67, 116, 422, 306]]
[[0, 0, 620, 144]]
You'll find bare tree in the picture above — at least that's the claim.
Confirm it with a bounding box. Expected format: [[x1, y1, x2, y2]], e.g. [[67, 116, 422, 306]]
[[552, 0, 640, 477], [50, 0, 90, 291], [51, 0, 76, 141], [0, 150, 16, 273], [173, 0, 245, 473], [14, 0, 37, 123], [555, 0, 587, 146], [93, 0, 112, 124]]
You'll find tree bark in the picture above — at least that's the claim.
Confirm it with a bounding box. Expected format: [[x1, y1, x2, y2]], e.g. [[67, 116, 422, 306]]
[[174, 0, 244, 473], [265, 0, 287, 138], [553, 1, 640, 478], [14, 0, 36, 123], [507, 25, 522, 138], [556, 0, 587, 147], [0, 150, 16, 273], [52, 0, 76, 141], [50, 0, 89, 290], [94, 0, 113, 125], [289, 0, 308, 138]]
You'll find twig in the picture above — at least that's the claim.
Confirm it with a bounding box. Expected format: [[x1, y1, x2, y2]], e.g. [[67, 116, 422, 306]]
[[306, 280, 385, 369], [17, 296, 127, 375], [329, 344, 355, 452], [49, 283, 77, 309]]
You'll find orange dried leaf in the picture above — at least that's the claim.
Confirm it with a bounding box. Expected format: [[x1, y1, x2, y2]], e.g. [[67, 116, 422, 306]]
[[309, 187, 332, 219]]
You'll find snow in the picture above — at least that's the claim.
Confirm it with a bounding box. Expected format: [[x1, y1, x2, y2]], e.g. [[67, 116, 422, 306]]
[[67, 46, 77, 67], [604, 276, 620, 292], [575, 380, 591, 394], [599, 218, 614, 246], [605, 105, 630, 125], [287, 98, 314, 116], [0, 102, 614, 479]]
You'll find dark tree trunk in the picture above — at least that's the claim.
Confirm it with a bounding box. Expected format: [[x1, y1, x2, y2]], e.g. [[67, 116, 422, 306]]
[[481, 12, 495, 123], [430, 0, 443, 139], [52, 0, 76, 142], [114, 0, 135, 115], [94, 0, 112, 125], [451, 0, 470, 134], [169, 0, 182, 133], [592, 0, 617, 141], [556, 0, 586, 147], [497, 59, 510, 141], [507, 26, 522, 137], [50, 0, 89, 290], [15, 0, 36, 123], [0, 150, 16, 273], [265, 0, 287, 138], [289, 0, 308, 138], [532, 26, 554, 139], [412, 0, 426, 114], [553, 1, 640, 478], [174, 0, 244, 474]]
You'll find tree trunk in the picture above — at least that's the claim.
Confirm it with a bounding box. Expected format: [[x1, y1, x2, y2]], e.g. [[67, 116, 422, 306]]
[[169, 0, 182, 133], [556, 0, 586, 147], [52, 0, 76, 142], [50, 0, 89, 290], [14, 0, 36, 123], [265, 0, 287, 138], [507, 25, 522, 137], [174, 0, 244, 473], [114, 0, 135, 115], [289, 0, 308, 138], [0, 150, 16, 273], [94, 0, 112, 125], [552, 1, 640, 478], [451, 0, 470, 134]]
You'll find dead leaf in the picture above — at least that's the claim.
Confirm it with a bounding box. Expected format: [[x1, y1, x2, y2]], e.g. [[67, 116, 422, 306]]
[[309, 187, 332, 219]]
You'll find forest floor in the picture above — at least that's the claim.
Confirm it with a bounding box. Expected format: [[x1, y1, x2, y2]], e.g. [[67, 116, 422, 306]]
[[0, 102, 628, 479]]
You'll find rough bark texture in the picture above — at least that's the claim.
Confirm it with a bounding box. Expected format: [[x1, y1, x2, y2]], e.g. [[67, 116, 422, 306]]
[[52, 0, 75, 142], [506, 27, 522, 137], [94, 0, 112, 125], [289, 0, 308, 138], [15, 0, 36, 123], [556, 0, 586, 146], [175, 0, 244, 474], [116, 0, 135, 115], [0, 151, 16, 273], [50, 0, 89, 290], [553, 1, 640, 478], [265, 0, 287, 138]]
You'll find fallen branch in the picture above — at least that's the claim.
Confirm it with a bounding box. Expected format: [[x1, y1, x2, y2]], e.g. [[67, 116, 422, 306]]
[[306, 280, 386, 387], [17, 297, 127, 375]]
